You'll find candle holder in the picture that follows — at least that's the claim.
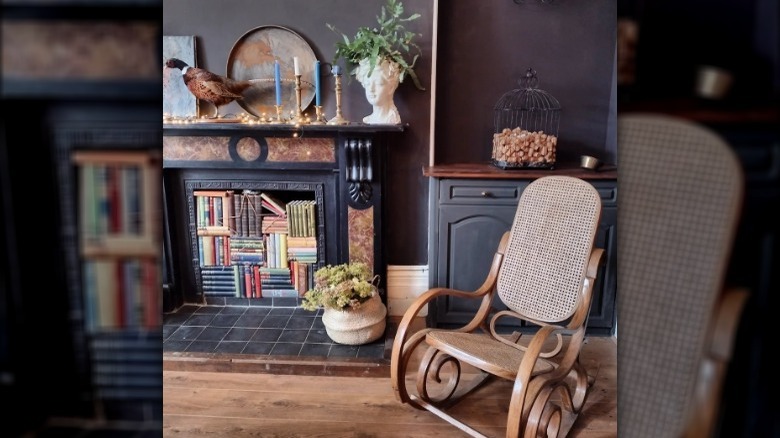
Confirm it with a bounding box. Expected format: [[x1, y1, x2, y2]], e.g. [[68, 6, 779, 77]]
[[293, 74, 309, 125], [328, 72, 349, 125], [274, 105, 285, 124], [311, 105, 326, 125]]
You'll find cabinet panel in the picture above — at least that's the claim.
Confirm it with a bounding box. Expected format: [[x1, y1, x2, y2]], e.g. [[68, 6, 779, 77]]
[[429, 175, 617, 334], [434, 205, 518, 328]]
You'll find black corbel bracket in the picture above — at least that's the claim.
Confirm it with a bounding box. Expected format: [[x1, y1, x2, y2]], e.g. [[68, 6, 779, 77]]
[[345, 138, 373, 208]]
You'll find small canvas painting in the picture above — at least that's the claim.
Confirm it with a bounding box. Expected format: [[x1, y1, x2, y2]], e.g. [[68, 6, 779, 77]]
[[163, 35, 198, 118]]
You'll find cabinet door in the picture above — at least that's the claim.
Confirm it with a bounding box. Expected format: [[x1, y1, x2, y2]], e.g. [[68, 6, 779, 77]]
[[587, 205, 617, 331], [433, 204, 518, 328]]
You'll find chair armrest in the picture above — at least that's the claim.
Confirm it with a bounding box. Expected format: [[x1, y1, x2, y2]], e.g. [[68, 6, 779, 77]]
[[683, 287, 750, 438], [709, 287, 749, 360]]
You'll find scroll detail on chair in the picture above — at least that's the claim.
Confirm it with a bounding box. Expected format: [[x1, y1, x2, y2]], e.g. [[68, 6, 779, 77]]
[[391, 175, 604, 438]]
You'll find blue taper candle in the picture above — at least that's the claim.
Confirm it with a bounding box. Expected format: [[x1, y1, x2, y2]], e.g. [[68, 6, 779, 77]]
[[274, 60, 282, 106], [315, 60, 321, 106]]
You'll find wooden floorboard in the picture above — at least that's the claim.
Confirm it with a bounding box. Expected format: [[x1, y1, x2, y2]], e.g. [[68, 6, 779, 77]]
[[163, 322, 617, 437]]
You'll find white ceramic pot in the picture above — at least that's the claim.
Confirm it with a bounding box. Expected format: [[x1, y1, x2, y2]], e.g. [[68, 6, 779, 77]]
[[322, 291, 387, 345]]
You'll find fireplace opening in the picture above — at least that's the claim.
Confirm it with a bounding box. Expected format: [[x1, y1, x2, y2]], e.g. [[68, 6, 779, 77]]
[[163, 129, 394, 364]]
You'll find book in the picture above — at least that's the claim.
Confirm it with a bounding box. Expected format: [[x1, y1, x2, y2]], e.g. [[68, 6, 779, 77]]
[[296, 262, 309, 297], [260, 192, 287, 217], [253, 265, 262, 298]]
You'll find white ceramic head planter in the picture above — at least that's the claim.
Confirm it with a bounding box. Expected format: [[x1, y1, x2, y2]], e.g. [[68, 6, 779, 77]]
[[354, 58, 402, 125]]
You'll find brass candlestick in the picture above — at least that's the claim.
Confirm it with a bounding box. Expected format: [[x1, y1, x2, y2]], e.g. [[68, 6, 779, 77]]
[[293, 74, 308, 125], [274, 105, 285, 123], [328, 72, 349, 125], [311, 105, 326, 124]]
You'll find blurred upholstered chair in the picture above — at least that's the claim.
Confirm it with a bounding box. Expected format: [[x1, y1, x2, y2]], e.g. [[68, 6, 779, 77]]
[[616, 113, 748, 438]]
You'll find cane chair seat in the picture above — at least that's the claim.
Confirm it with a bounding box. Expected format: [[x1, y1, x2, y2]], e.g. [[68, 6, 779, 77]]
[[426, 331, 555, 381]]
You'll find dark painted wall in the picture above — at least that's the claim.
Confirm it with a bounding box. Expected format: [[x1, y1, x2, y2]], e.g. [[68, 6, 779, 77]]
[[435, 1, 617, 165], [163, 0, 616, 265]]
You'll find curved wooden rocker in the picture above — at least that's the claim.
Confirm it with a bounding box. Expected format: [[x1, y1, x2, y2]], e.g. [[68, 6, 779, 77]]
[[391, 175, 605, 437]]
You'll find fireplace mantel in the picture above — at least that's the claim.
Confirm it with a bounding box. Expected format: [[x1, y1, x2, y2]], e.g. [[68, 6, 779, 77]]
[[162, 122, 403, 312]]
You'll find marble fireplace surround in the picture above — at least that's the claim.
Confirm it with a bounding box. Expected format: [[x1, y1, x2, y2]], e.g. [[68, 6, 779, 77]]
[[162, 124, 401, 343]]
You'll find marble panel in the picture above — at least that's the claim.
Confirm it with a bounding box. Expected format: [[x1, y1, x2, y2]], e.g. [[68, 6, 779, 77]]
[[348, 206, 374, 271], [267, 137, 335, 162], [163, 137, 232, 161], [1, 21, 159, 79]]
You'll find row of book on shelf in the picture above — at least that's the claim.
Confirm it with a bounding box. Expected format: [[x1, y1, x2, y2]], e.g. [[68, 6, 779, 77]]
[[201, 260, 315, 299], [81, 257, 160, 331], [196, 190, 317, 238], [73, 151, 161, 333], [195, 190, 319, 299]]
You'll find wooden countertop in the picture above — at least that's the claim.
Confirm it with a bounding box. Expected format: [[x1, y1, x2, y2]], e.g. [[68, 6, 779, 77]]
[[423, 162, 617, 180]]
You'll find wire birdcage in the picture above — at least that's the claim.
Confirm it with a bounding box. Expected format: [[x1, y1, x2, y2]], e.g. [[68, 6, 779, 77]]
[[492, 68, 560, 169]]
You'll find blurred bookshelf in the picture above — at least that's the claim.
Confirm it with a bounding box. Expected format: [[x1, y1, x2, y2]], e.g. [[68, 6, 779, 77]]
[[51, 105, 162, 426]]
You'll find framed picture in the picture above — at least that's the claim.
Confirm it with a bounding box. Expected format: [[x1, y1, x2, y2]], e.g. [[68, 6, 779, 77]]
[[163, 35, 198, 117]]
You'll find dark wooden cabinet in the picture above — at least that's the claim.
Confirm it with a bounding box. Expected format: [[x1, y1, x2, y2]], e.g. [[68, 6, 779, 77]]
[[425, 163, 618, 335]]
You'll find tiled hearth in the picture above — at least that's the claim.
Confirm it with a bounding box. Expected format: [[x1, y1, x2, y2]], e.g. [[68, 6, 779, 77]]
[[163, 304, 390, 375]]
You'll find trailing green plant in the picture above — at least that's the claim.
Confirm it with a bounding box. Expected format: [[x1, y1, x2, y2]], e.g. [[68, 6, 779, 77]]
[[327, 0, 426, 91], [300, 262, 379, 311]]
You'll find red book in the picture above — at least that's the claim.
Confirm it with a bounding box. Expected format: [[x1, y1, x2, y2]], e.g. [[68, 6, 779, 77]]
[[108, 165, 121, 233], [253, 265, 262, 298], [143, 259, 159, 328], [244, 265, 252, 298], [115, 259, 125, 327]]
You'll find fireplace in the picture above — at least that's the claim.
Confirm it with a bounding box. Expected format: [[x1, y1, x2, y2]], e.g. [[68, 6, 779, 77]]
[[162, 123, 401, 365]]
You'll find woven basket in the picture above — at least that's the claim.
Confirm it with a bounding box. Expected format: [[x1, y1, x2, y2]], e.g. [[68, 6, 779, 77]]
[[322, 291, 387, 345]]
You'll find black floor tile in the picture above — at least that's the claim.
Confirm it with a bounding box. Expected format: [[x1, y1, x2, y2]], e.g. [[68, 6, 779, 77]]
[[278, 329, 308, 343], [163, 340, 191, 352], [285, 316, 314, 329], [209, 314, 241, 327], [270, 342, 303, 356], [260, 315, 290, 328], [186, 340, 218, 353], [193, 306, 221, 314], [214, 341, 248, 353], [357, 343, 385, 358], [304, 329, 331, 344], [269, 307, 295, 316], [219, 306, 247, 315], [244, 306, 271, 316], [162, 313, 190, 325], [234, 313, 266, 327], [299, 343, 331, 356], [183, 314, 216, 326], [251, 328, 282, 342], [243, 342, 274, 354], [162, 325, 178, 339], [223, 327, 257, 341], [167, 326, 204, 342], [196, 327, 230, 342], [329, 344, 359, 358]]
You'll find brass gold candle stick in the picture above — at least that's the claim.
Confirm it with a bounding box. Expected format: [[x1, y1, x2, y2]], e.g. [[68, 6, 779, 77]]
[[328, 72, 349, 125], [274, 105, 285, 123], [311, 105, 326, 124], [293, 74, 308, 125]]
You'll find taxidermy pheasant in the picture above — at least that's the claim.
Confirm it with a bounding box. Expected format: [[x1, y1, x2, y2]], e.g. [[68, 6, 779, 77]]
[[165, 58, 255, 118]]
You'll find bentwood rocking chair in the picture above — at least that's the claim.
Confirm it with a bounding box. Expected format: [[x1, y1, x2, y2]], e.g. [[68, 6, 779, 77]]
[[391, 175, 604, 438]]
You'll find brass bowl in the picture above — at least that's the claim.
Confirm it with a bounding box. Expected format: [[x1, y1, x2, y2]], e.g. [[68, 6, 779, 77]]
[[580, 155, 601, 170]]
